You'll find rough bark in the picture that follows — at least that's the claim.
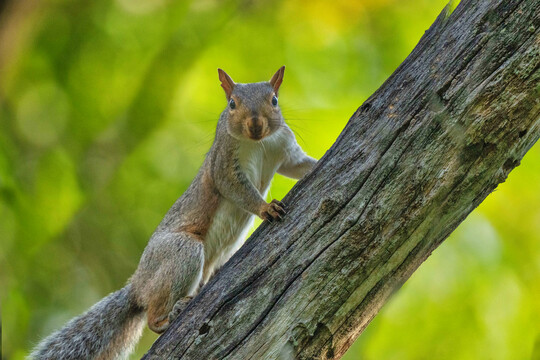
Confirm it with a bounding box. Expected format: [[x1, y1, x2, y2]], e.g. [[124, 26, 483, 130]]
[[144, 1, 540, 359]]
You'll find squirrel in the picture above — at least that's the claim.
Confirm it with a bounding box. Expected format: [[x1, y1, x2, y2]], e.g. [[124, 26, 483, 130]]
[[30, 66, 317, 360]]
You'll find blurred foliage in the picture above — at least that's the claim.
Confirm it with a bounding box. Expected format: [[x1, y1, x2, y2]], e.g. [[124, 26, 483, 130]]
[[0, 0, 538, 359]]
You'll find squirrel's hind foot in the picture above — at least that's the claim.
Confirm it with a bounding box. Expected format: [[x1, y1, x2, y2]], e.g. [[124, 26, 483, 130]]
[[168, 296, 194, 323]]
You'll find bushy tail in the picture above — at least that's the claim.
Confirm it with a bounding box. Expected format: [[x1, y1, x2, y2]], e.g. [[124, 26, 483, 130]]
[[30, 284, 145, 360]]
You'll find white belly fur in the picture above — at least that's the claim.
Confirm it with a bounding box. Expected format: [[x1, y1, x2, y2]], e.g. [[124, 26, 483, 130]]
[[203, 129, 287, 280]]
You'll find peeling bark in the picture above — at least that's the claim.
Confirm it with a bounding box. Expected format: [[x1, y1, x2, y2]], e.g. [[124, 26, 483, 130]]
[[144, 1, 540, 359]]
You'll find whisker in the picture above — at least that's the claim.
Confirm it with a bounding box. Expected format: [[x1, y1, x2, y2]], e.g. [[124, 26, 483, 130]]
[[260, 138, 267, 158], [190, 118, 220, 124], [284, 121, 308, 132], [282, 118, 326, 122], [289, 127, 305, 144], [271, 123, 307, 145]]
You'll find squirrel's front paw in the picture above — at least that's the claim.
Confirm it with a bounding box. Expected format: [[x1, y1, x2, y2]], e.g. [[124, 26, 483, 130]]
[[260, 199, 286, 222]]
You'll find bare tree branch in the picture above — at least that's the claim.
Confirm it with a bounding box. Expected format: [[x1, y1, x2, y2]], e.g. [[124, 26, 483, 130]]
[[144, 1, 540, 358]]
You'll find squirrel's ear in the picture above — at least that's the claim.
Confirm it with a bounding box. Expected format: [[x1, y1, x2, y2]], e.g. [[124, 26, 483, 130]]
[[269, 66, 285, 95], [218, 68, 235, 100]]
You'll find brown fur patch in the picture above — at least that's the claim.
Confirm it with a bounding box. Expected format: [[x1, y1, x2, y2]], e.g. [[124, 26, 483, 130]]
[[175, 169, 221, 243]]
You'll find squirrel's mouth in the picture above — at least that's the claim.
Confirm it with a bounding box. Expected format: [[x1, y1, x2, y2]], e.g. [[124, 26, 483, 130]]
[[245, 118, 269, 141], [246, 128, 272, 141], [247, 133, 264, 141]]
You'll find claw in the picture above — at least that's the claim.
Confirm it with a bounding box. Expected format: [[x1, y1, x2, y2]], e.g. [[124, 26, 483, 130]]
[[260, 199, 287, 222]]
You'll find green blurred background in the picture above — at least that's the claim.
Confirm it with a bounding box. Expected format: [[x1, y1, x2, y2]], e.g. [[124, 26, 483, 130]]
[[1, 0, 539, 359]]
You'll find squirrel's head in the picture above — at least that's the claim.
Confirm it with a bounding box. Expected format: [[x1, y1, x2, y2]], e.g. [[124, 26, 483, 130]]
[[218, 66, 285, 142]]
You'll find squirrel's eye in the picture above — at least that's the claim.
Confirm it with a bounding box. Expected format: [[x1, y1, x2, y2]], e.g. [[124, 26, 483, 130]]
[[229, 99, 236, 109], [272, 95, 278, 106]]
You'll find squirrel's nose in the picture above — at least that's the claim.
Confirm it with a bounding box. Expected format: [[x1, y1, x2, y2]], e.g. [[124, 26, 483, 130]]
[[247, 117, 265, 140]]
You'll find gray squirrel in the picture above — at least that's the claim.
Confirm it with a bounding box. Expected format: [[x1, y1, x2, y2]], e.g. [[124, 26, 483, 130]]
[[30, 66, 317, 359]]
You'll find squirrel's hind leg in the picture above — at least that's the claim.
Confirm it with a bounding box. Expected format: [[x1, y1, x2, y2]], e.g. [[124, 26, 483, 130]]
[[136, 232, 204, 334]]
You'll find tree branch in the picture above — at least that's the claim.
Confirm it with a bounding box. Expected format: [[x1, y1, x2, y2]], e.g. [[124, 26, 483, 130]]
[[144, 1, 540, 358]]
